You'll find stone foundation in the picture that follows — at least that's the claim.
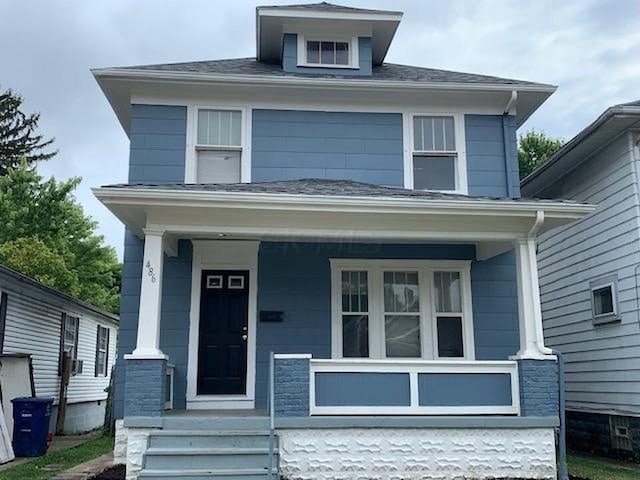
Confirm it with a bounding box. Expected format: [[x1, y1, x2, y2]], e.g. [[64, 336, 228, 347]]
[[113, 419, 159, 480], [277, 427, 557, 480]]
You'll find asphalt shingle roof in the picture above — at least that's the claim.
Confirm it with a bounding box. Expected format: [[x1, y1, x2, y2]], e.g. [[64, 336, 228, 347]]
[[259, 1, 402, 15], [118, 57, 542, 86], [102, 178, 578, 204]]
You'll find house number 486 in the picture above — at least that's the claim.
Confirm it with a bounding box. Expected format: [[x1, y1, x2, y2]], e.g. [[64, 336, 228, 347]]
[[145, 261, 157, 283]]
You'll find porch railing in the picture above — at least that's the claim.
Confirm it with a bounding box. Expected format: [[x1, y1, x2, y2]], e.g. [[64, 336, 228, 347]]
[[309, 358, 520, 416]]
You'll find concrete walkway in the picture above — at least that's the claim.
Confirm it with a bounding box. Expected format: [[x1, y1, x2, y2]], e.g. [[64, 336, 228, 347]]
[[51, 453, 114, 480], [0, 430, 101, 471]]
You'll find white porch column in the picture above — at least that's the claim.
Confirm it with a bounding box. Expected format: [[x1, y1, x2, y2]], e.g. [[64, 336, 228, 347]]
[[128, 229, 166, 359], [513, 238, 554, 360]]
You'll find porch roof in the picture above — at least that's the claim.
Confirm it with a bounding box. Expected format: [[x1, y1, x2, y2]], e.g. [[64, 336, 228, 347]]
[[93, 179, 594, 260]]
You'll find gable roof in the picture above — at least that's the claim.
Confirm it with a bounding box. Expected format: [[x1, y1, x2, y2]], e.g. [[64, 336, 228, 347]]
[[115, 57, 543, 87], [521, 100, 640, 196], [258, 2, 402, 15], [0, 264, 119, 323]]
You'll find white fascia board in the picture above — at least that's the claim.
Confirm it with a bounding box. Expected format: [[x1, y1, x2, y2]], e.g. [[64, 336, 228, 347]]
[[91, 68, 557, 95], [256, 8, 403, 22], [92, 187, 595, 219]]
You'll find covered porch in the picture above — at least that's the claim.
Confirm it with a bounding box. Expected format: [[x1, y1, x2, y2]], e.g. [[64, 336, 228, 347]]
[[94, 180, 593, 422]]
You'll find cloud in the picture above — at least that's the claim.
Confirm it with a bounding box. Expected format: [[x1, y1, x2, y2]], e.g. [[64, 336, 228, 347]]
[[1, 0, 638, 257]]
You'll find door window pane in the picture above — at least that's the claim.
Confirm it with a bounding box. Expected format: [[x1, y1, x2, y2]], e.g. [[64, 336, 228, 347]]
[[385, 315, 421, 357], [434, 271, 462, 313], [342, 315, 369, 357], [413, 155, 456, 191], [196, 150, 241, 183], [197, 109, 242, 146], [437, 317, 464, 357]]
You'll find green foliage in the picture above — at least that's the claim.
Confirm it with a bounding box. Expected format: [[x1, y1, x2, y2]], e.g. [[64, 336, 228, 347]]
[[0, 163, 121, 313], [568, 453, 640, 480], [0, 88, 57, 174], [518, 130, 564, 180]]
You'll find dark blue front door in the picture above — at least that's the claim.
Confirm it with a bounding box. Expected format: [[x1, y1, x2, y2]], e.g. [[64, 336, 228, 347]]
[[197, 270, 249, 395]]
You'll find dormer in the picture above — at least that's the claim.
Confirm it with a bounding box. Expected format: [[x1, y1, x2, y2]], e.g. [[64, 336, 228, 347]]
[[256, 2, 402, 76]]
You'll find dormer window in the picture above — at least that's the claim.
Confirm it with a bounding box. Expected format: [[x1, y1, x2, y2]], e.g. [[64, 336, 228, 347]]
[[297, 35, 359, 69]]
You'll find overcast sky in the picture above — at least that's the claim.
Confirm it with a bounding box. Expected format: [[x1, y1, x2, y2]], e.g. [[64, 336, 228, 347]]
[[1, 0, 638, 258]]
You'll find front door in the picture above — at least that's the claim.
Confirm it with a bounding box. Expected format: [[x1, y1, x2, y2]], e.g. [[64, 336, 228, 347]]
[[197, 270, 249, 395]]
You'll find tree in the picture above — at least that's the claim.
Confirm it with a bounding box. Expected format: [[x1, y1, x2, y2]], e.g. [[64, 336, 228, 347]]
[[0, 88, 57, 174], [0, 163, 121, 313], [518, 130, 564, 180]]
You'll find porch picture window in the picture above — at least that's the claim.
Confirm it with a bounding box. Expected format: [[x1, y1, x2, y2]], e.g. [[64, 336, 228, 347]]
[[95, 325, 109, 377], [434, 271, 464, 358], [341, 271, 369, 358], [412, 116, 457, 191], [195, 109, 242, 183], [383, 271, 421, 357]]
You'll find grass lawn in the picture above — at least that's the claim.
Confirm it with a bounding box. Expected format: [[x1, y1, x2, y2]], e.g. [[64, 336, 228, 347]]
[[568, 453, 640, 480], [0, 435, 114, 480]]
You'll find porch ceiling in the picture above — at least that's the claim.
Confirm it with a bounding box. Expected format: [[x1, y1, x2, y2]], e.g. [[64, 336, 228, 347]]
[[93, 180, 594, 260]]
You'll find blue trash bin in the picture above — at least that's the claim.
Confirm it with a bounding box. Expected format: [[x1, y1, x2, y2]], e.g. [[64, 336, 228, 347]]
[[11, 397, 54, 457]]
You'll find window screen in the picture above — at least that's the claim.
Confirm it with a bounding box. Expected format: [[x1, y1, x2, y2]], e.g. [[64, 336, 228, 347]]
[[196, 150, 241, 183]]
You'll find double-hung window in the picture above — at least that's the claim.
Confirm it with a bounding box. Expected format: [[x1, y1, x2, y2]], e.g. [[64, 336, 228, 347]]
[[411, 115, 460, 192], [95, 325, 109, 377], [59, 313, 80, 375], [194, 109, 243, 183], [332, 260, 473, 360]]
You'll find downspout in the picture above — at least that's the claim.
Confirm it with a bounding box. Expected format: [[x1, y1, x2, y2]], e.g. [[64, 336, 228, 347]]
[[503, 90, 518, 198], [551, 349, 569, 480]]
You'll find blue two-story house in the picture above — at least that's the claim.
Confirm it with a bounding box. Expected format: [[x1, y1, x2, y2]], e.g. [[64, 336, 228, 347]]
[[93, 3, 594, 479]]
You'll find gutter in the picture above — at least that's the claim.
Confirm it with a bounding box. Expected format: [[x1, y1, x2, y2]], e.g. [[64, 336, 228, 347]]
[[91, 67, 557, 94], [521, 105, 640, 189]]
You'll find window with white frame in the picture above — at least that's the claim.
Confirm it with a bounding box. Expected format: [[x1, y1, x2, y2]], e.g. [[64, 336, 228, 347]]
[[306, 40, 349, 66], [591, 280, 618, 324], [59, 314, 81, 375], [195, 109, 242, 183], [332, 260, 473, 360], [412, 115, 458, 191], [95, 325, 109, 377]]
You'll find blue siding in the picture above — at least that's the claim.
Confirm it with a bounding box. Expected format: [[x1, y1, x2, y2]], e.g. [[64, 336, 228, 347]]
[[471, 250, 520, 360], [466, 114, 520, 198], [315, 373, 411, 407], [252, 110, 404, 185], [282, 34, 372, 76], [129, 104, 187, 183], [418, 373, 512, 406], [255, 242, 520, 408], [114, 235, 192, 419]]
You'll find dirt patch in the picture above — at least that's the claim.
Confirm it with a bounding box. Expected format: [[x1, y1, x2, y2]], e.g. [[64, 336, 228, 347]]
[[88, 464, 125, 480]]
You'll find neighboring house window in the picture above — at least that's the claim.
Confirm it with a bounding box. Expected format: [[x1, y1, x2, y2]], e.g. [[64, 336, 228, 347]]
[[195, 109, 243, 183], [297, 35, 358, 68], [0, 292, 7, 354], [591, 278, 619, 324], [59, 314, 81, 375], [411, 115, 460, 192], [331, 260, 473, 360], [95, 325, 109, 377]]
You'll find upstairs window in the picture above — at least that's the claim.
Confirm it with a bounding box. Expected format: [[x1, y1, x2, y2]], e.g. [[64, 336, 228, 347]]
[[195, 109, 243, 183], [411, 115, 459, 192], [306, 40, 349, 66]]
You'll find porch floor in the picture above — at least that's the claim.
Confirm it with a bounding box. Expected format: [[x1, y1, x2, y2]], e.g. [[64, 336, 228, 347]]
[[165, 409, 267, 417]]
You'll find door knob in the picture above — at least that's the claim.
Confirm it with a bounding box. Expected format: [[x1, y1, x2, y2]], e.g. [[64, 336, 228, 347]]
[[242, 334, 248, 341]]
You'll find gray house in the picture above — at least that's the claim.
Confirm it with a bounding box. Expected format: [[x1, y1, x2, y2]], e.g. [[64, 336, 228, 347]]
[[521, 100, 640, 460], [0, 264, 118, 434], [92, 3, 593, 479]]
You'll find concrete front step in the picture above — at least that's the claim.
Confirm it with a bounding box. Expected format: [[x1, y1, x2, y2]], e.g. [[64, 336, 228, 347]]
[[138, 468, 277, 480], [143, 447, 278, 470], [148, 430, 274, 449]]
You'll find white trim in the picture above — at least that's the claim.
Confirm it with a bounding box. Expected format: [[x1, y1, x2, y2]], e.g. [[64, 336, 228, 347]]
[[308, 358, 520, 415], [296, 34, 359, 69], [329, 259, 474, 361], [405, 112, 468, 195], [274, 354, 313, 360], [185, 105, 250, 183], [186, 240, 259, 409]]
